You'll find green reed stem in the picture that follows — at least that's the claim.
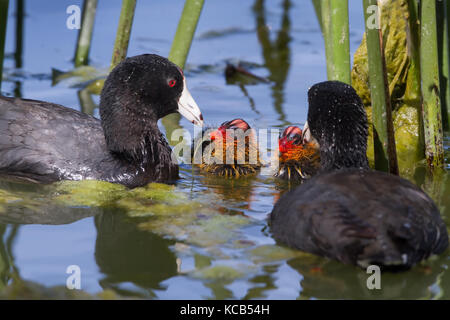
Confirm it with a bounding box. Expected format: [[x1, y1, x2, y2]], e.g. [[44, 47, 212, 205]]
[[168, 0, 205, 69], [311, 0, 323, 32], [447, 0, 450, 131], [0, 0, 9, 90], [320, 0, 333, 79], [363, 0, 399, 174], [329, 0, 351, 84], [163, 0, 205, 134], [437, 0, 450, 131], [421, 0, 445, 169], [110, 0, 136, 70], [317, 0, 350, 84], [404, 0, 424, 157], [75, 0, 98, 67]]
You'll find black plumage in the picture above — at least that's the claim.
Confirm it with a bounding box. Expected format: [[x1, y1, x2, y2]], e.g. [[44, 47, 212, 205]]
[[0, 54, 202, 188], [270, 81, 448, 270]]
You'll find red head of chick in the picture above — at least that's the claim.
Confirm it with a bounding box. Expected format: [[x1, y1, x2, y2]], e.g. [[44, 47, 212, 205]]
[[275, 125, 320, 181], [193, 118, 261, 177]]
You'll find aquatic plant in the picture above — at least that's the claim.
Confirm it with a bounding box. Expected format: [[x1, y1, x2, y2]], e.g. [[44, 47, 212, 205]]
[[362, 0, 398, 174], [350, 0, 447, 173], [110, 0, 136, 70], [74, 0, 98, 67], [421, 0, 445, 169], [168, 0, 205, 69], [313, 0, 351, 84], [0, 0, 9, 90]]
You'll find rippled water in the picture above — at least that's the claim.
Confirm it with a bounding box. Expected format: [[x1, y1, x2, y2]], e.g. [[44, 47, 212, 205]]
[[0, 0, 449, 299]]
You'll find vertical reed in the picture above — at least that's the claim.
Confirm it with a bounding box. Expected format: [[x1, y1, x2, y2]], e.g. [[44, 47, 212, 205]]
[[403, 0, 425, 160], [320, 0, 333, 80], [437, 0, 450, 131], [0, 0, 9, 90], [110, 0, 136, 70], [14, 0, 23, 97], [163, 0, 205, 140], [0, 225, 7, 290], [421, 0, 445, 169], [447, 0, 450, 130], [168, 0, 205, 69], [74, 0, 98, 67], [315, 0, 350, 84], [312, 0, 323, 32], [363, 0, 399, 174], [329, 0, 351, 84]]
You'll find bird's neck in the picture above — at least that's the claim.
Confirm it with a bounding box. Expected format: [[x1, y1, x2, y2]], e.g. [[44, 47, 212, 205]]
[[101, 104, 170, 164], [319, 139, 369, 172]]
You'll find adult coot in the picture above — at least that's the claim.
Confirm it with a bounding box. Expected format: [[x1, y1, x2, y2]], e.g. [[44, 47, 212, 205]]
[[270, 81, 448, 270], [0, 54, 203, 188]]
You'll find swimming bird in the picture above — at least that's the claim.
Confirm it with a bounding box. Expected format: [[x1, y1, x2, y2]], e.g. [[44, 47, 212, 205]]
[[0, 54, 203, 188], [193, 118, 261, 177], [275, 125, 320, 181], [270, 81, 448, 270]]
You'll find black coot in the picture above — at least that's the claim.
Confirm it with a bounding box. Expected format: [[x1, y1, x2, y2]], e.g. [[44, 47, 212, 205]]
[[0, 54, 203, 188], [270, 81, 448, 270]]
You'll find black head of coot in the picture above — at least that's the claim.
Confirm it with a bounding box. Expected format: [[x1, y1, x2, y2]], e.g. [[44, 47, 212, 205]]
[[307, 81, 369, 171], [100, 54, 202, 161]]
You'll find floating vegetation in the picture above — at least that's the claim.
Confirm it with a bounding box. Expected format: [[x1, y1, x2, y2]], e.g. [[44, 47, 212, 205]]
[[198, 27, 255, 40], [0, 177, 306, 286], [191, 265, 247, 281], [51, 65, 107, 94], [248, 244, 305, 264], [0, 278, 124, 300], [225, 63, 271, 85]]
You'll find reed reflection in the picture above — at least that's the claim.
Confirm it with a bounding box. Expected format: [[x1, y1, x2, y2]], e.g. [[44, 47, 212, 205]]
[[253, 0, 292, 124]]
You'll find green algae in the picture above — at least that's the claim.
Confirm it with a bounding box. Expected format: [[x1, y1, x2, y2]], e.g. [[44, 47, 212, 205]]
[[0, 278, 124, 300], [192, 265, 246, 281], [249, 244, 304, 264], [50, 180, 253, 249], [0, 178, 297, 285], [128, 182, 184, 203], [51, 65, 107, 92], [53, 180, 127, 207], [0, 186, 48, 216], [52, 180, 185, 209], [138, 209, 250, 247], [194, 253, 213, 269], [0, 189, 22, 206], [85, 78, 105, 95], [351, 0, 423, 173]]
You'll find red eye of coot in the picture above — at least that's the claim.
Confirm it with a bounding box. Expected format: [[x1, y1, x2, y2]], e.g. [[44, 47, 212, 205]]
[[168, 79, 177, 87]]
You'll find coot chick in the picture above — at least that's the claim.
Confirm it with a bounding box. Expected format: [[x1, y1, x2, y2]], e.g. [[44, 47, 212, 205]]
[[193, 119, 261, 177], [275, 125, 320, 181], [270, 81, 448, 270], [0, 54, 203, 188]]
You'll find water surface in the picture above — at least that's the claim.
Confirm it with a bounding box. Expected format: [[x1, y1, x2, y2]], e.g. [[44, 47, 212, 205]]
[[0, 0, 449, 299]]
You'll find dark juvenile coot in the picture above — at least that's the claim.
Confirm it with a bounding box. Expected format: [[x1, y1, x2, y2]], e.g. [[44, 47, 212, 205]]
[[0, 54, 203, 188], [270, 81, 448, 270], [275, 125, 320, 181]]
